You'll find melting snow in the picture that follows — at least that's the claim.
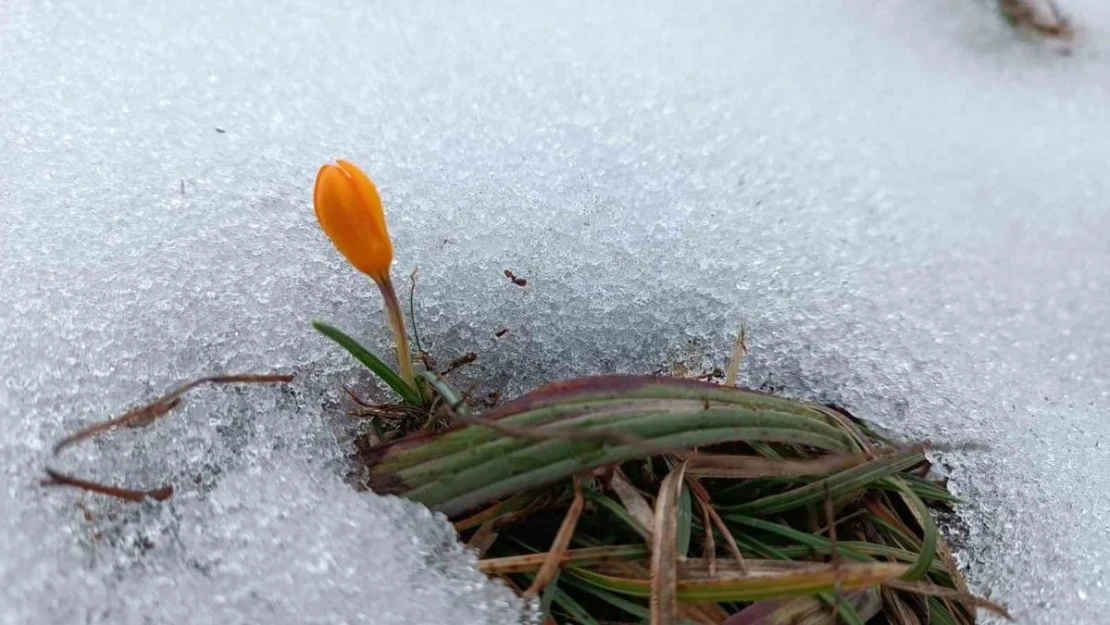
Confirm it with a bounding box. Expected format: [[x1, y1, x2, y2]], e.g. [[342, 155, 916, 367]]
[[2, 0, 1108, 623]]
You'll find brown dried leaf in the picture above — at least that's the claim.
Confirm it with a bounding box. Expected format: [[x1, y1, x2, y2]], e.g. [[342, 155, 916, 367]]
[[651, 461, 688, 625], [681, 451, 870, 479], [884, 579, 1013, 620], [610, 467, 655, 540]]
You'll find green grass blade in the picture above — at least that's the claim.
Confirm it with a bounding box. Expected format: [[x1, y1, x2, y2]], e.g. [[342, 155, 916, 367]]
[[771, 543, 950, 579], [749, 441, 784, 459], [881, 474, 965, 505], [521, 571, 601, 625], [567, 561, 908, 603], [732, 532, 791, 560], [311, 320, 422, 405], [720, 447, 926, 516], [890, 477, 938, 581], [726, 515, 874, 564], [726, 513, 949, 585], [676, 477, 693, 557], [386, 407, 854, 507], [820, 590, 869, 625], [426, 424, 849, 516], [549, 584, 601, 625], [926, 596, 961, 625], [418, 370, 470, 416], [584, 489, 653, 542], [561, 573, 652, 619], [389, 404, 853, 488], [539, 569, 562, 616]]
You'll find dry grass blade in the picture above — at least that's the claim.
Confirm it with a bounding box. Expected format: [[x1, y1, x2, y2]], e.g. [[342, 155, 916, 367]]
[[52, 373, 295, 454], [43, 373, 293, 506], [525, 476, 585, 597], [681, 602, 729, 625], [881, 586, 922, 625], [722, 588, 882, 625], [672, 558, 894, 578], [41, 468, 173, 502], [933, 528, 971, 595], [884, 579, 1013, 620], [479, 545, 648, 575], [610, 468, 655, 539], [575, 560, 910, 602], [453, 491, 542, 532], [681, 451, 869, 479], [467, 520, 500, 558], [651, 461, 688, 625], [724, 324, 747, 388]]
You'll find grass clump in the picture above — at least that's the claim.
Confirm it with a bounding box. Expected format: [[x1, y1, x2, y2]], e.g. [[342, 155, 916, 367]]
[[337, 361, 1007, 624]]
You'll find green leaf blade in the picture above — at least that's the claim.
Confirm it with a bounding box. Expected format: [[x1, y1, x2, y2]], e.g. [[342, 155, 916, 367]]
[[312, 320, 422, 405]]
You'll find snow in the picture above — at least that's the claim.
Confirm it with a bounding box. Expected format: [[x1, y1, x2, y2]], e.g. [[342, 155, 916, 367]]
[[2, 0, 1108, 623]]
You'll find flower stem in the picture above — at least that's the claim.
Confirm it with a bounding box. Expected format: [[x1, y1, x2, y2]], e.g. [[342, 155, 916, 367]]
[[375, 275, 419, 399]]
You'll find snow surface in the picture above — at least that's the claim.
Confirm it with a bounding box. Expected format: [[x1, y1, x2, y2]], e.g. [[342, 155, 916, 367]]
[[3, 0, 1109, 623]]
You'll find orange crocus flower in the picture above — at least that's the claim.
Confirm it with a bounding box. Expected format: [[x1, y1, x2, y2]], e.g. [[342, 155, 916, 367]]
[[313, 159, 394, 284], [313, 159, 417, 391]]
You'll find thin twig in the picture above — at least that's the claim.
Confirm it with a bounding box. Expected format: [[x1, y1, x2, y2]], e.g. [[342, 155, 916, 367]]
[[41, 468, 173, 502], [52, 373, 295, 455], [441, 352, 478, 376], [343, 385, 378, 408], [883, 580, 1014, 619]]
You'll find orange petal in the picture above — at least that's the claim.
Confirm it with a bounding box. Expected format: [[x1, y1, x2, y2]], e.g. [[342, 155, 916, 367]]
[[336, 159, 391, 248], [313, 161, 392, 280]]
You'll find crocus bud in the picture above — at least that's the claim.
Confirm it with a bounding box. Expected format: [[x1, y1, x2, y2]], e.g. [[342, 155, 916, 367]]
[[313, 159, 393, 283]]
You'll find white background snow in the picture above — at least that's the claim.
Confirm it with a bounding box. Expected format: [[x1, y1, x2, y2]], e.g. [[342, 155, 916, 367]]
[[2, 0, 1108, 623]]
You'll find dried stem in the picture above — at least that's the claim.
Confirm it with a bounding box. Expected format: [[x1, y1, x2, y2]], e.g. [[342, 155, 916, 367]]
[[41, 468, 173, 502], [52, 373, 294, 455], [524, 476, 585, 597], [45, 372, 294, 504], [376, 275, 419, 396]]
